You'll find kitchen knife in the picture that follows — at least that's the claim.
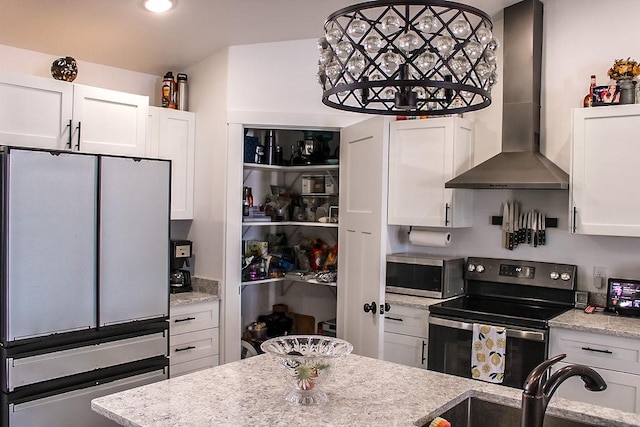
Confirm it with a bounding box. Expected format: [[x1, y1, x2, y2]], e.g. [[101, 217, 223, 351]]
[[502, 202, 509, 249], [512, 201, 519, 248], [540, 213, 546, 245], [508, 201, 516, 250], [531, 211, 538, 248]]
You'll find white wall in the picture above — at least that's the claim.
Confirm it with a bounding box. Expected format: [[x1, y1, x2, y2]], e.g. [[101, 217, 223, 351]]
[[0, 44, 160, 104]]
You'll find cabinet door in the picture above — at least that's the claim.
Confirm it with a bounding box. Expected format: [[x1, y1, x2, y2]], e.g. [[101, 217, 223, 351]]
[[5, 149, 97, 341], [337, 116, 388, 359], [98, 156, 170, 326], [571, 105, 640, 236], [388, 118, 473, 227], [157, 108, 195, 219], [0, 71, 72, 149], [383, 332, 427, 369], [554, 362, 640, 414], [72, 85, 148, 156]]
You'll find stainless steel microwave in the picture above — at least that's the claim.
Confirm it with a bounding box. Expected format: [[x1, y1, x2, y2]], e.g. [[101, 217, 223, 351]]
[[386, 253, 465, 299]]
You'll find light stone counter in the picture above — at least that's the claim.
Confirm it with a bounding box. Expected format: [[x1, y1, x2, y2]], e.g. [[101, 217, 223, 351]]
[[169, 291, 219, 307], [92, 354, 640, 427], [549, 308, 640, 339], [385, 293, 454, 310]]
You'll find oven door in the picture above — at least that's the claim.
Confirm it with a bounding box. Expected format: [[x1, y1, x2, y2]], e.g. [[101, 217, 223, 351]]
[[427, 316, 548, 389]]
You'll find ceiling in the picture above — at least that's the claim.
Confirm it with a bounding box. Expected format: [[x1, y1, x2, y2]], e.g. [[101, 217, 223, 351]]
[[0, 0, 521, 76]]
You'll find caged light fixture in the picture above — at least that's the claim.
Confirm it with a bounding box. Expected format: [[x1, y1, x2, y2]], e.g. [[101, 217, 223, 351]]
[[317, 0, 499, 116]]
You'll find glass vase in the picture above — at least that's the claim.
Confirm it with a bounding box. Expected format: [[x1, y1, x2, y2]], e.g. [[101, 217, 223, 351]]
[[618, 78, 636, 104]]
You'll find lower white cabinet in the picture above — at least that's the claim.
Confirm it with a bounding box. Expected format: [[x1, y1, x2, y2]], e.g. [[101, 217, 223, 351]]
[[383, 304, 429, 369], [549, 327, 640, 414], [169, 300, 220, 378]]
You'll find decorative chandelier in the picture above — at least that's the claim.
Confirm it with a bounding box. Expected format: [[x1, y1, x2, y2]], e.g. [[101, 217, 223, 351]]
[[317, 0, 498, 116]]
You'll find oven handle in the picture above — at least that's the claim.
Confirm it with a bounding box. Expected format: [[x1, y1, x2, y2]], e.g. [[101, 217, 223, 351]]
[[428, 316, 546, 342]]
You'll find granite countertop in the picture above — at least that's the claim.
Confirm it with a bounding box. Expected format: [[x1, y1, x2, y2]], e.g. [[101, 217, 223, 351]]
[[169, 291, 220, 307], [91, 353, 640, 427], [385, 293, 451, 310], [549, 308, 640, 339], [169, 277, 220, 308]]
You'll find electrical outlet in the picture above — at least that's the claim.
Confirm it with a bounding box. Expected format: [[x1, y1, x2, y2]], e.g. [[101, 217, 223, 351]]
[[593, 266, 606, 289]]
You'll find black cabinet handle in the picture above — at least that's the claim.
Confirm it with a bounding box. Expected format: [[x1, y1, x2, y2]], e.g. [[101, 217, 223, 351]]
[[386, 317, 403, 322], [421, 340, 426, 364], [66, 119, 72, 149], [174, 317, 196, 323], [75, 121, 82, 150], [445, 203, 450, 226], [581, 346, 612, 355], [572, 207, 577, 233], [175, 346, 196, 352], [363, 301, 377, 314]]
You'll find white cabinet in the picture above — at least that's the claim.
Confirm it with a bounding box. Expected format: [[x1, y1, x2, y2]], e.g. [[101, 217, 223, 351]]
[[148, 107, 196, 219], [0, 71, 73, 149], [571, 104, 640, 236], [383, 305, 429, 368], [169, 300, 220, 377], [388, 117, 474, 228], [0, 71, 148, 156], [72, 84, 148, 156], [549, 327, 640, 413]]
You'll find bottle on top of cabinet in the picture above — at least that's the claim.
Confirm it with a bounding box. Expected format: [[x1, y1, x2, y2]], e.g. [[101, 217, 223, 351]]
[[176, 73, 188, 111], [161, 71, 176, 109], [583, 74, 596, 108]]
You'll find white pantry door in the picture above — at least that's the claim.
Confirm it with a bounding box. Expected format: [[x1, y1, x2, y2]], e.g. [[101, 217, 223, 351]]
[[337, 116, 389, 359]]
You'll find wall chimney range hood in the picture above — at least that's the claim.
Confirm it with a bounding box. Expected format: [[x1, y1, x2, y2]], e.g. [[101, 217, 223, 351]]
[[445, 0, 569, 190]]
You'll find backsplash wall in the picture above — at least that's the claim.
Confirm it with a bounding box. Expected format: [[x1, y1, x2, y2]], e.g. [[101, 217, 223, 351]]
[[394, 189, 640, 293]]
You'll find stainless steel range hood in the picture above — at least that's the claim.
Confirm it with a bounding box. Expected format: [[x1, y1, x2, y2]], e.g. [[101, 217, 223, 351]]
[[445, 0, 569, 190]]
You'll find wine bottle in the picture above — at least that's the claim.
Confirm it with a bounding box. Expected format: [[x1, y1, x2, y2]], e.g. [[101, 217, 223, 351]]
[[583, 74, 596, 107]]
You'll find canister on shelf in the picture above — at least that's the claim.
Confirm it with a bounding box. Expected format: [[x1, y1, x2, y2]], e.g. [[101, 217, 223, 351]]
[[176, 73, 189, 111], [161, 71, 176, 108]]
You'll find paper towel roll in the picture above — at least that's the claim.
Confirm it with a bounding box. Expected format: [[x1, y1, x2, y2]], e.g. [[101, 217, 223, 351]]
[[408, 230, 451, 247]]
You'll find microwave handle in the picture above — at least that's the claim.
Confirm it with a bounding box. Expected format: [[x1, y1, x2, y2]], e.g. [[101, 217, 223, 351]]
[[428, 316, 545, 342]]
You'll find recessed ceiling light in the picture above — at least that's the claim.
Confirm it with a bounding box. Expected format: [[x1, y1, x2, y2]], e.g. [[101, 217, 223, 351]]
[[143, 0, 175, 13]]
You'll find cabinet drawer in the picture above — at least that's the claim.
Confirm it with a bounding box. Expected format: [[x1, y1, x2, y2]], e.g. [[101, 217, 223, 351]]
[[550, 328, 640, 375], [170, 355, 219, 378], [384, 305, 428, 338], [170, 301, 219, 335], [170, 328, 219, 366], [554, 362, 640, 414]]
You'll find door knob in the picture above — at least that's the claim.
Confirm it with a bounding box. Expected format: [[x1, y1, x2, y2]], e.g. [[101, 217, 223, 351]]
[[363, 301, 377, 314], [379, 302, 391, 315]]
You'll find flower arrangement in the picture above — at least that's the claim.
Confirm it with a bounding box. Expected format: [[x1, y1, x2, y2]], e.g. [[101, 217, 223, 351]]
[[607, 58, 640, 80]]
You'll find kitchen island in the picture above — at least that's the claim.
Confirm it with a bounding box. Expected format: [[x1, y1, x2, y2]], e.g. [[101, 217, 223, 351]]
[[92, 353, 640, 426]]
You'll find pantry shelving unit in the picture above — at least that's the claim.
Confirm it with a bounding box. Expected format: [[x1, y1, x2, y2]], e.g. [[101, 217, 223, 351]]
[[239, 128, 340, 351]]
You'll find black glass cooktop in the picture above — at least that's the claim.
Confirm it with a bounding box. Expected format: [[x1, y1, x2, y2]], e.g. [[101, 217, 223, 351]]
[[429, 295, 572, 330]]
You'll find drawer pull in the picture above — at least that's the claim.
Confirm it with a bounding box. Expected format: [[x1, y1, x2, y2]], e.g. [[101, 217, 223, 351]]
[[175, 346, 196, 352], [174, 317, 196, 323], [581, 346, 613, 355], [386, 316, 404, 322]]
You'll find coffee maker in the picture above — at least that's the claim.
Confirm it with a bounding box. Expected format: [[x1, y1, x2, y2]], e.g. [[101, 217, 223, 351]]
[[170, 239, 193, 293]]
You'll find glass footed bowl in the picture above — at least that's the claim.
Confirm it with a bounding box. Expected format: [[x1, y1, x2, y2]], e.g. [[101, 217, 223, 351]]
[[260, 335, 353, 406]]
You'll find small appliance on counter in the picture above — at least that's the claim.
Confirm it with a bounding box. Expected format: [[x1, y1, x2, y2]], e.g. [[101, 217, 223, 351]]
[[170, 239, 193, 293], [606, 278, 640, 316]]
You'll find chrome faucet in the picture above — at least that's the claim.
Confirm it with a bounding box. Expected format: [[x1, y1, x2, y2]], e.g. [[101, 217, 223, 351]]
[[521, 353, 607, 427]]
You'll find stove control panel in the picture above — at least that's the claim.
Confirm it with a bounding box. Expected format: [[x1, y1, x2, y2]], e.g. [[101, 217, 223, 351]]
[[466, 257, 577, 290]]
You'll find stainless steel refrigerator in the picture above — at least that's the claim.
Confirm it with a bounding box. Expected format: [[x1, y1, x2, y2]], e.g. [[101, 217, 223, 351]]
[[0, 146, 171, 426]]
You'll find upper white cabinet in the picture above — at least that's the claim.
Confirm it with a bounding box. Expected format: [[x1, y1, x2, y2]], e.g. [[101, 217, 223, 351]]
[[0, 71, 73, 149], [571, 104, 640, 237], [0, 71, 148, 156], [72, 85, 148, 156], [388, 117, 474, 228], [148, 107, 196, 220]]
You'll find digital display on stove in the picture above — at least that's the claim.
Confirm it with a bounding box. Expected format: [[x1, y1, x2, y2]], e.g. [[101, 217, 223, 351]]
[[499, 264, 535, 279]]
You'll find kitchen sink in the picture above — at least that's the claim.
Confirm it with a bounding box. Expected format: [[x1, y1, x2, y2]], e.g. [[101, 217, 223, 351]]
[[433, 397, 600, 427]]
